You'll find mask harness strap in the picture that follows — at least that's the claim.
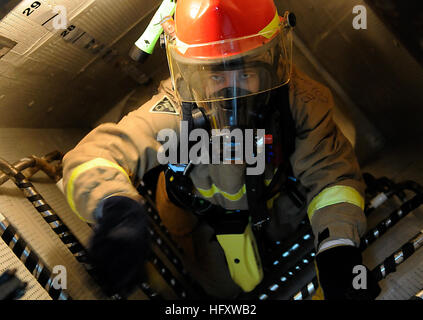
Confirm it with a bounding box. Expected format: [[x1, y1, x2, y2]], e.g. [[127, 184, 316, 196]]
[[221, 84, 298, 292], [165, 84, 303, 293]]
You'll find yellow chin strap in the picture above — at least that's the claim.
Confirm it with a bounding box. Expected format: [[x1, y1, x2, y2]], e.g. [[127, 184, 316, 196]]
[[216, 221, 264, 292]]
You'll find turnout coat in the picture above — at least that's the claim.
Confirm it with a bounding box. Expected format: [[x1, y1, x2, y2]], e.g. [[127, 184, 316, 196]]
[[62, 67, 367, 259]]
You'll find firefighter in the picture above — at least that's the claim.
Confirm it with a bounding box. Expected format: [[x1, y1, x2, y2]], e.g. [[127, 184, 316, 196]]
[[62, 0, 380, 299]]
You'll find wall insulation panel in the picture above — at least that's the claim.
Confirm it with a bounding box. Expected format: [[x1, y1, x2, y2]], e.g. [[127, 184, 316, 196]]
[[0, 0, 163, 128]]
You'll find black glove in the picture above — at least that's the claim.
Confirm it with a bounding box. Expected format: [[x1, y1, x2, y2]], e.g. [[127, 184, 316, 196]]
[[315, 245, 381, 300], [88, 196, 151, 297]]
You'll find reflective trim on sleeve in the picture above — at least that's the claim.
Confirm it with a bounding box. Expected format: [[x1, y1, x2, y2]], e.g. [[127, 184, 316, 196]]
[[317, 238, 355, 253], [196, 184, 247, 202], [307, 186, 364, 221], [66, 158, 131, 222]]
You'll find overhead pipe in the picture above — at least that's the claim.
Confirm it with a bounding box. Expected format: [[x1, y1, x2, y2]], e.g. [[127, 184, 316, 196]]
[[0, 151, 63, 186]]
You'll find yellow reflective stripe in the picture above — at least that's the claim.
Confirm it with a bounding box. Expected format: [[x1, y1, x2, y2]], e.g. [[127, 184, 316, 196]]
[[197, 184, 247, 202], [66, 158, 131, 222], [307, 186, 364, 220], [259, 11, 280, 39], [197, 178, 274, 203], [266, 192, 280, 210]]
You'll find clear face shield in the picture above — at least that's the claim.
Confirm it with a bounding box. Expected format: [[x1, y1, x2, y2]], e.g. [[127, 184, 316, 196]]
[[166, 12, 294, 131]]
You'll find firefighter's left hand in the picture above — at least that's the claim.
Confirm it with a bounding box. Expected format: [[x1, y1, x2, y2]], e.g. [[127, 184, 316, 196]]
[[315, 245, 381, 300]]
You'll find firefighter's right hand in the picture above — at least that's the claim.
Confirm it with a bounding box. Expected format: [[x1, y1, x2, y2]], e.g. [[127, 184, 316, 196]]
[[88, 195, 151, 298]]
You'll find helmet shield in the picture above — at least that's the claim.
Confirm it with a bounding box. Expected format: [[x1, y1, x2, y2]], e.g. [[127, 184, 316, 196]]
[[166, 15, 293, 130]]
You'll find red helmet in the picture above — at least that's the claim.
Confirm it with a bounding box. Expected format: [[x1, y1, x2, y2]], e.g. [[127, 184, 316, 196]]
[[174, 0, 280, 59], [166, 0, 295, 130]]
